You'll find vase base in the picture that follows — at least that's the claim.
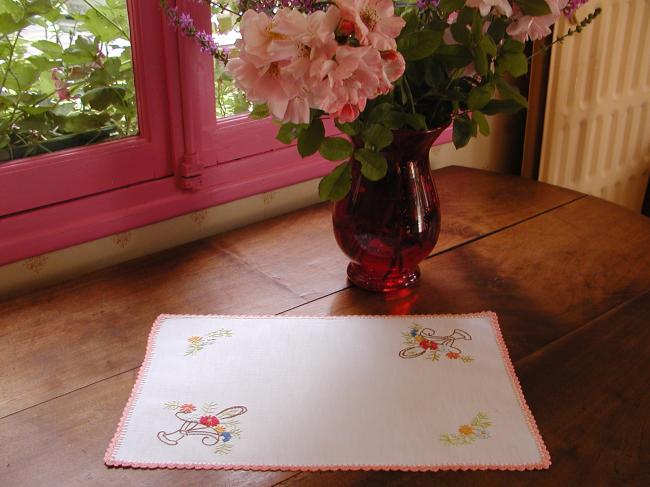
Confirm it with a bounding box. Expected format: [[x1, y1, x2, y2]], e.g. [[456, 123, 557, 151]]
[[347, 263, 420, 292]]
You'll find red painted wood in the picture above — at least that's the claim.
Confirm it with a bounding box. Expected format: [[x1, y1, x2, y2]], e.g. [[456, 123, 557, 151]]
[[0, 0, 456, 265], [0, 0, 181, 217], [0, 130, 454, 266]]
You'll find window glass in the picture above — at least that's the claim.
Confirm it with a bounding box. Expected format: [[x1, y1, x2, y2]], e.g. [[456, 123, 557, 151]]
[[0, 0, 136, 163], [212, 6, 251, 118]]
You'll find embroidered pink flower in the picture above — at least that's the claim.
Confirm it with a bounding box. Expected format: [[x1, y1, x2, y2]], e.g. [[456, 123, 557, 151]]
[[179, 403, 196, 413], [466, 0, 513, 17], [199, 415, 220, 427], [335, 0, 406, 50], [507, 1, 567, 42], [446, 352, 461, 359]]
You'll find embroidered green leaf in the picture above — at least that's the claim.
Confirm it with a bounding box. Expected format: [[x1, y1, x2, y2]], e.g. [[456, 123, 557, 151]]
[[185, 330, 232, 356], [428, 351, 440, 361], [441, 413, 492, 446], [202, 402, 218, 414], [215, 444, 233, 455]]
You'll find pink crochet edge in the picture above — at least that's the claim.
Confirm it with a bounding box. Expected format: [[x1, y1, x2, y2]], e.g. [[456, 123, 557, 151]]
[[104, 312, 551, 471]]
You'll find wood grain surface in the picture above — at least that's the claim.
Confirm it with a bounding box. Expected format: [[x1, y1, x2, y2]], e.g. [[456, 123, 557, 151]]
[[1, 166, 647, 486]]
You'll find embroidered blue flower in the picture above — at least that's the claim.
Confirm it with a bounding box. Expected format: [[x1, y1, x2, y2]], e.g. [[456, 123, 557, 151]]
[[221, 432, 232, 442], [410, 328, 418, 337]]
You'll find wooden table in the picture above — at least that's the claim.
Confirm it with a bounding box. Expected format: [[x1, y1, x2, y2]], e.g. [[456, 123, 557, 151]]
[[1, 166, 649, 486]]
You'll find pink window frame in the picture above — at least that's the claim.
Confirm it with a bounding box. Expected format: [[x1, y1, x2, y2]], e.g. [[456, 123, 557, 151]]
[[0, 0, 452, 266], [0, 0, 180, 216]]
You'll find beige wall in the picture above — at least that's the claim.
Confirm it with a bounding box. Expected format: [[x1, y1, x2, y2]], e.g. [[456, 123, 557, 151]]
[[0, 118, 518, 298]]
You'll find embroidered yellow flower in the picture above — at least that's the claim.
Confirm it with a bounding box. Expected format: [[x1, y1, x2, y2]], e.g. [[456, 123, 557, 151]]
[[415, 335, 423, 343], [188, 336, 202, 344], [458, 424, 474, 436], [214, 425, 226, 433]]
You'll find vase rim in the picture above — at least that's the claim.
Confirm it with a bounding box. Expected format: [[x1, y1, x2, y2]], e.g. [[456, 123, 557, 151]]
[[391, 123, 451, 137]]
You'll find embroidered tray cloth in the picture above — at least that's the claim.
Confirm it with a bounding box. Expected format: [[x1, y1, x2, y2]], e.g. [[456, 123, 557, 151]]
[[105, 313, 550, 471]]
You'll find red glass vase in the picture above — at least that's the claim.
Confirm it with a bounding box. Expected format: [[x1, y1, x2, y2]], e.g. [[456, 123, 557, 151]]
[[332, 127, 447, 292]]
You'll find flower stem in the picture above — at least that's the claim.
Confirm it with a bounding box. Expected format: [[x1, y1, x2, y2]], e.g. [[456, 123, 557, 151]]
[[528, 7, 602, 60]]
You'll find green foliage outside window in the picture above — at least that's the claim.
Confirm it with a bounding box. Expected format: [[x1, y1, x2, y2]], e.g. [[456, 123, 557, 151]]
[[0, 0, 136, 162]]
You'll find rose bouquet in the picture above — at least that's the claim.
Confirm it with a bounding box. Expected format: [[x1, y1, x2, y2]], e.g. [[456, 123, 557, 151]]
[[161, 0, 600, 291], [161, 0, 599, 200]]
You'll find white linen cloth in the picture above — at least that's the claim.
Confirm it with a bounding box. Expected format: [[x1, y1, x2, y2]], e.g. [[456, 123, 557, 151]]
[[105, 313, 550, 471]]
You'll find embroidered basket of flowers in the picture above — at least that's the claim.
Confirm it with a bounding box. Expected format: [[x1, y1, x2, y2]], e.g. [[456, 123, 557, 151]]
[[157, 401, 247, 454]]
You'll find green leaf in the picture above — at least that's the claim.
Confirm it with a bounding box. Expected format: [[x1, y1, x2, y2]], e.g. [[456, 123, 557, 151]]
[[496, 52, 528, 77], [62, 48, 95, 65], [355, 148, 388, 181], [21, 102, 55, 115], [276, 123, 297, 144], [453, 116, 473, 149], [361, 123, 393, 151], [58, 112, 110, 133], [335, 119, 361, 136], [487, 17, 508, 41], [450, 23, 471, 45], [27, 55, 59, 71], [32, 40, 63, 57], [319, 136, 353, 161], [473, 111, 490, 136], [467, 84, 494, 110], [2, 62, 38, 91], [495, 78, 528, 108], [297, 118, 325, 157], [217, 15, 233, 33], [0, 0, 24, 22], [25, 0, 53, 16], [502, 38, 525, 53], [75, 36, 95, 54], [81, 87, 127, 111], [456, 7, 475, 27], [319, 162, 352, 201], [0, 12, 27, 34], [438, 0, 465, 14], [472, 44, 488, 76], [479, 35, 497, 57], [250, 103, 269, 120], [435, 45, 473, 68], [103, 57, 121, 78], [81, 8, 125, 42], [367, 102, 393, 124], [385, 111, 427, 130], [18, 114, 49, 131], [514, 0, 552, 16], [425, 62, 445, 88], [397, 30, 442, 61], [482, 99, 526, 115]]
